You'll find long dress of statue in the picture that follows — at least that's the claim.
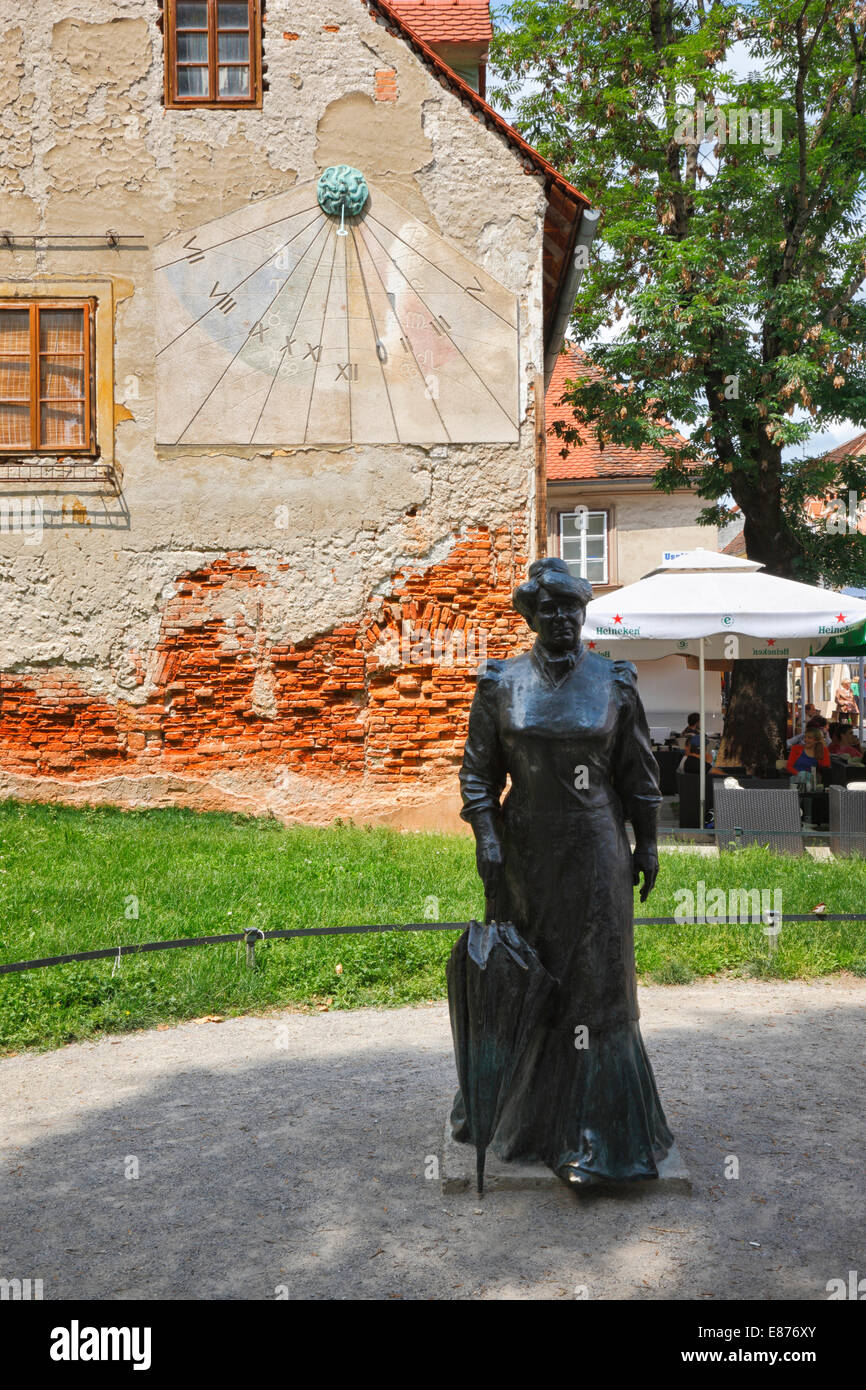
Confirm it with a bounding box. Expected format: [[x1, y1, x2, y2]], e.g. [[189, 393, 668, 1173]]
[[453, 557, 674, 1185]]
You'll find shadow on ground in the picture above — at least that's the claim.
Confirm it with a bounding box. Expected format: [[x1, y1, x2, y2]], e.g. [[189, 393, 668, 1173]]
[[0, 981, 863, 1300]]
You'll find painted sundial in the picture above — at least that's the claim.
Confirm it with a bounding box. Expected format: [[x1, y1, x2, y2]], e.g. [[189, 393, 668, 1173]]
[[154, 169, 519, 446]]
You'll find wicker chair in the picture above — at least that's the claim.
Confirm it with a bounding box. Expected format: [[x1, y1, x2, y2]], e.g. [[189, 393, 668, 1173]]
[[828, 785, 866, 857], [713, 785, 805, 855]]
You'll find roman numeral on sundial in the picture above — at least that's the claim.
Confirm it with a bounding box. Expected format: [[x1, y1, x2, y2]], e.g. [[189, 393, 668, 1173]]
[[336, 363, 358, 381], [209, 282, 236, 314]]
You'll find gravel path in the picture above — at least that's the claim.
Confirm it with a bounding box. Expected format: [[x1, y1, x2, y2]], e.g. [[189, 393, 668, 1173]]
[[1, 979, 863, 1301]]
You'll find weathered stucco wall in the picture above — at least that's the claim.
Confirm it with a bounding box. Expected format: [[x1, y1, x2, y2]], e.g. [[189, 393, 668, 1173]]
[[548, 487, 714, 589], [613, 493, 715, 584], [0, 0, 546, 824]]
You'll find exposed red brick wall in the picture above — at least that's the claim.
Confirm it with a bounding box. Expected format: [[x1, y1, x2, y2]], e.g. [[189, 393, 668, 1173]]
[[0, 522, 528, 793], [374, 68, 399, 101]]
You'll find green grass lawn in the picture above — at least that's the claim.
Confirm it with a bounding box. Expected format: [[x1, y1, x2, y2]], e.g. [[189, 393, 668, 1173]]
[[1, 799, 865, 1053]]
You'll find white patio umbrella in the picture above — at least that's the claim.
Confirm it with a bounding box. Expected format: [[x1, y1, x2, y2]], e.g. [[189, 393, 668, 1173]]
[[583, 549, 866, 824]]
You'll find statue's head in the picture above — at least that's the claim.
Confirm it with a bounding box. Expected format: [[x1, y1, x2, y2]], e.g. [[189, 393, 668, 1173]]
[[513, 558, 592, 654]]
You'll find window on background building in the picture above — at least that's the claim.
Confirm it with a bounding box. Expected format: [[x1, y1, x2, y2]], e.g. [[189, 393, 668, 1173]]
[[164, 1, 262, 107], [0, 301, 95, 455], [559, 510, 609, 584]]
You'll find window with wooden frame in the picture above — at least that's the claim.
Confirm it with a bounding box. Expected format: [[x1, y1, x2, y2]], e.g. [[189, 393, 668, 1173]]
[[0, 300, 95, 455], [164, 1, 262, 107]]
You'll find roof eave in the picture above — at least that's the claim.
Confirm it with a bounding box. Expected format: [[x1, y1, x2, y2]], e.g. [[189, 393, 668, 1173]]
[[362, 0, 591, 207]]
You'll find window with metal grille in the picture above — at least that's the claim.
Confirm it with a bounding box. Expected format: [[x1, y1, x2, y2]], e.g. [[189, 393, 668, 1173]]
[[559, 509, 608, 584], [0, 301, 95, 454], [164, 1, 262, 107]]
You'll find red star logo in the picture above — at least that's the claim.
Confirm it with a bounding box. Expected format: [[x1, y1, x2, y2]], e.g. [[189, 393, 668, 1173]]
[[587, 640, 596, 649], [767, 638, 775, 646], [613, 614, 623, 624], [836, 613, 846, 623]]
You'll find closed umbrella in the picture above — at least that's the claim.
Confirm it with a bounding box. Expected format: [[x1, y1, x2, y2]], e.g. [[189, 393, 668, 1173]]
[[446, 920, 556, 1194]]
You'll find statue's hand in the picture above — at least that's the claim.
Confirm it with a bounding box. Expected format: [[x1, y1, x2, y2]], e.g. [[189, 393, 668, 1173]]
[[475, 832, 504, 899], [632, 846, 659, 902]]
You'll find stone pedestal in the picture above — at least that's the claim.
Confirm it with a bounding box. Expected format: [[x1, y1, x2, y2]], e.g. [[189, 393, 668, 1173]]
[[441, 1122, 691, 1194]]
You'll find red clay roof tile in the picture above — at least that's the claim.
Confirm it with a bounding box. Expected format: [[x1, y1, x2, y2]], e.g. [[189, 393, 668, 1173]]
[[821, 429, 866, 465], [546, 346, 691, 481], [721, 530, 747, 556], [386, 0, 492, 44]]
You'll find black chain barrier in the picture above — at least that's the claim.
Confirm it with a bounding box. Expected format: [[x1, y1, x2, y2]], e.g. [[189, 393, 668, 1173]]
[[2, 912, 865, 975]]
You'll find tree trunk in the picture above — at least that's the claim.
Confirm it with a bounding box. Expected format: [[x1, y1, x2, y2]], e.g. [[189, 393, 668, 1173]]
[[716, 659, 789, 774], [718, 463, 796, 770]]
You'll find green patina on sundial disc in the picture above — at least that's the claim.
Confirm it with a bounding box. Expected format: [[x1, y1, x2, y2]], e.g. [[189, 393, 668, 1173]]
[[317, 165, 369, 219]]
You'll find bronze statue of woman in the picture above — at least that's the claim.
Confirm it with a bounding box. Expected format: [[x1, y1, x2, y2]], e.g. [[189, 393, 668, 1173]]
[[453, 556, 674, 1186]]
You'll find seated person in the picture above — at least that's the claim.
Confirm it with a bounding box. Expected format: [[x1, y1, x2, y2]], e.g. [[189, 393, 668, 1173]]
[[786, 714, 829, 748], [786, 727, 831, 775], [678, 712, 700, 741], [828, 724, 864, 762], [680, 732, 731, 780]]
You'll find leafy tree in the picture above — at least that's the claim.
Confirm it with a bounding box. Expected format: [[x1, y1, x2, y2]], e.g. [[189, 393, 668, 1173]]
[[492, 0, 866, 768]]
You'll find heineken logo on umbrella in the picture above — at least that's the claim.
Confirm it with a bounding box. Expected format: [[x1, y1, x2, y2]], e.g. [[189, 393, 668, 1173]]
[[597, 618, 641, 636]]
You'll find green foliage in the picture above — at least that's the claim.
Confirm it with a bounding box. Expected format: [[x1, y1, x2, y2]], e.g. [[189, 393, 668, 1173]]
[[1, 803, 864, 1053], [492, 0, 866, 580], [648, 957, 696, 984]]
